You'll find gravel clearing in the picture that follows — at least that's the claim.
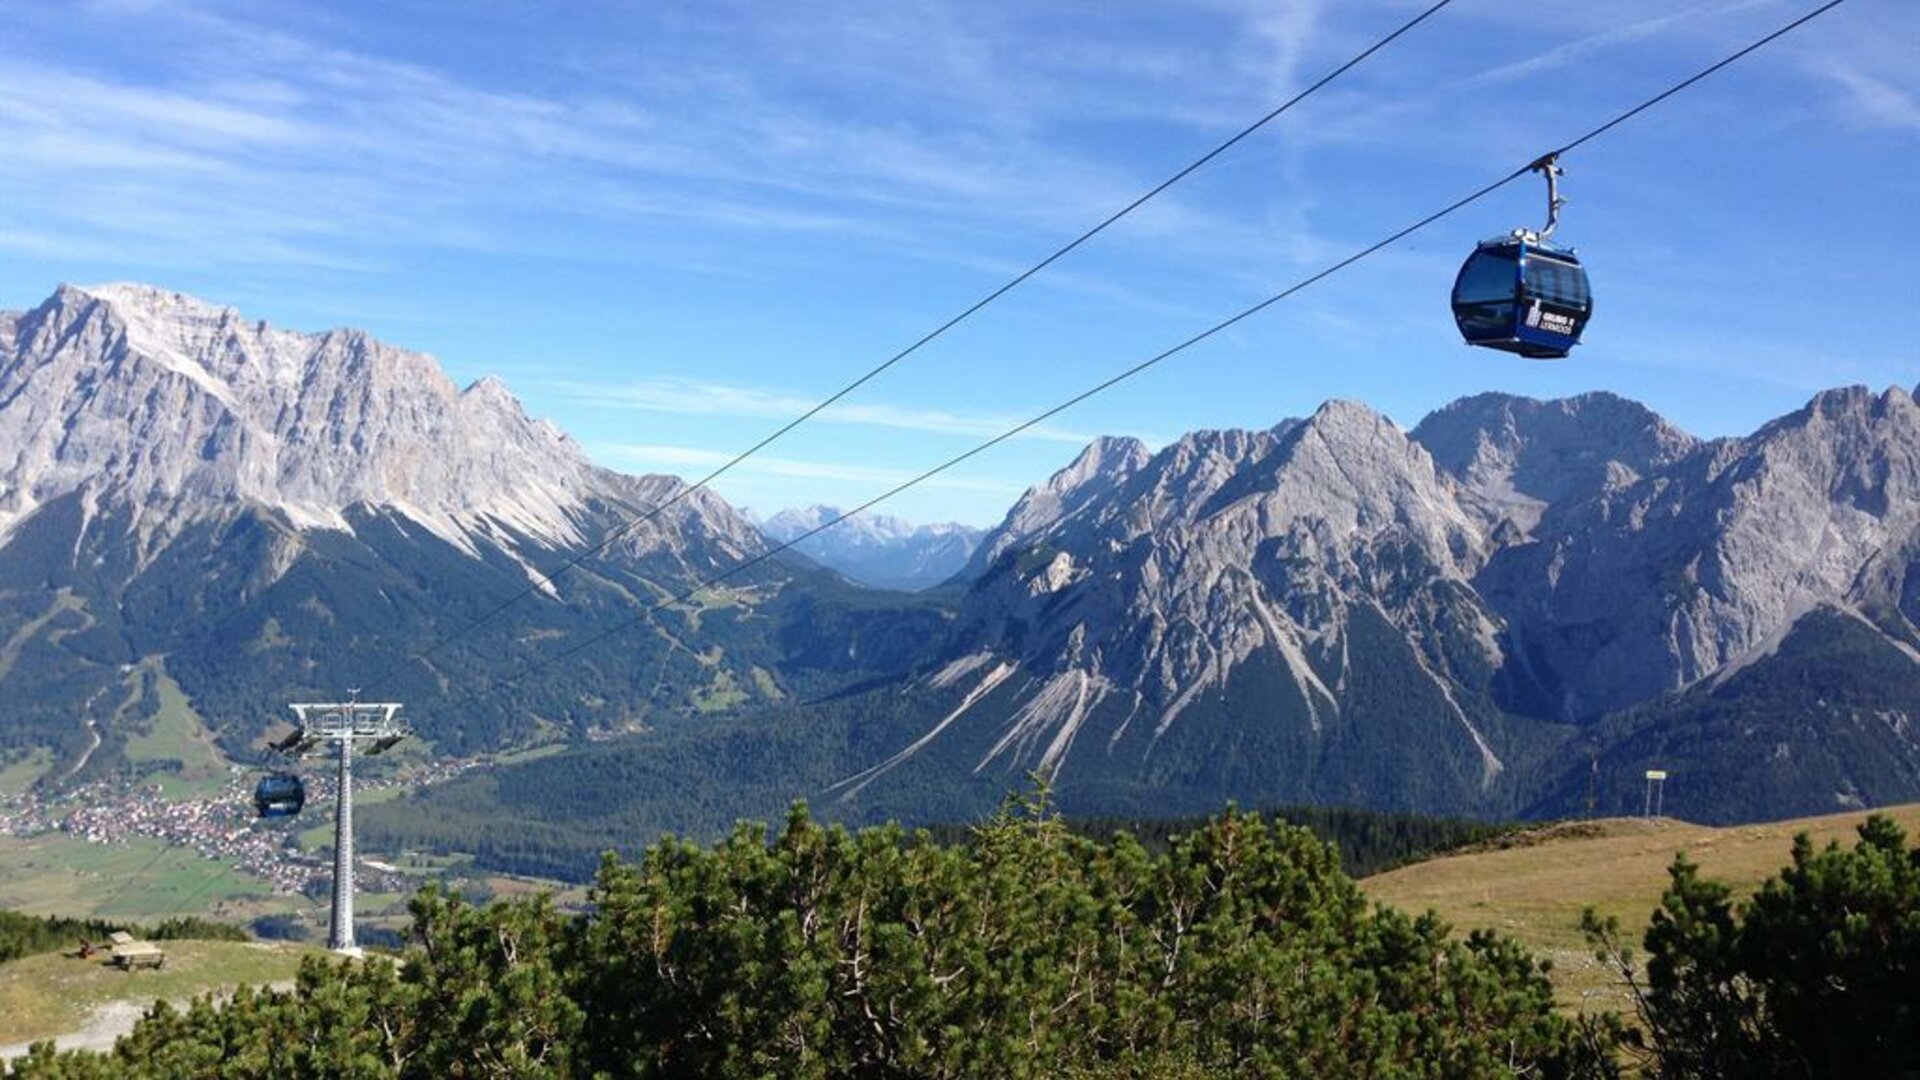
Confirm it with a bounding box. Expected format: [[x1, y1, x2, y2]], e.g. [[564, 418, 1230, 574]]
[[0, 998, 150, 1062]]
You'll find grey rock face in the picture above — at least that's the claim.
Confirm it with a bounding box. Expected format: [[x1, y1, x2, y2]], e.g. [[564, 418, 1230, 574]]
[[870, 384, 1920, 814], [898, 400, 1512, 800], [1484, 385, 1920, 717], [1411, 390, 1698, 533], [963, 435, 1151, 575], [0, 284, 764, 574]]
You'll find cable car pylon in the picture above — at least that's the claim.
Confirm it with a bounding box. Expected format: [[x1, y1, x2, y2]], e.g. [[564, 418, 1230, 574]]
[[286, 693, 407, 956]]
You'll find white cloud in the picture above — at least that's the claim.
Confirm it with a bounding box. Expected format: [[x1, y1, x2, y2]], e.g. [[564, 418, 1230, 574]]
[[0, 10, 1097, 254], [557, 376, 1100, 445], [1455, 1, 1763, 91], [0, 0, 1338, 283], [600, 442, 1024, 495], [1822, 63, 1920, 133]]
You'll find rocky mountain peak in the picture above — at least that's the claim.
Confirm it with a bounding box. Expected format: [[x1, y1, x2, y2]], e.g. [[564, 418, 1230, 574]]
[[967, 435, 1150, 573], [0, 284, 756, 569], [764, 506, 913, 546], [1411, 390, 1698, 532], [1767, 383, 1919, 436], [1304, 396, 1385, 427], [64, 282, 318, 397], [1744, 385, 1920, 487], [1051, 435, 1151, 495], [68, 281, 233, 323], [464, 374, 520, 402], [889, 379, 1920, 814], [887, 396, 1514, 798], [1283, 398, 1419, 468], [1478, 383, 1920, 719], [1243, 399, 1479, 566]]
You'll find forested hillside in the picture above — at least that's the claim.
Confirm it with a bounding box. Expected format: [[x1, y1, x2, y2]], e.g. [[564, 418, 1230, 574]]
[[366, 721, 1512, 883], [1529, 607, 1920, 821]]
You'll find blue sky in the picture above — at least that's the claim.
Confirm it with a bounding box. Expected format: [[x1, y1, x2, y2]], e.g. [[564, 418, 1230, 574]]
[[2, 0, 1914, 525]]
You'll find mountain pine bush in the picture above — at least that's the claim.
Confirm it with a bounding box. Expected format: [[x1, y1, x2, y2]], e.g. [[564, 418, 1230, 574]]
[[1585, 814, 1920, 1078], [8, 796, 1607, 1078]]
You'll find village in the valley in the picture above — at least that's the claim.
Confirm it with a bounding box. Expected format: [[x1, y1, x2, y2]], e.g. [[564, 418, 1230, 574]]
[[0, 758, 484, 900]]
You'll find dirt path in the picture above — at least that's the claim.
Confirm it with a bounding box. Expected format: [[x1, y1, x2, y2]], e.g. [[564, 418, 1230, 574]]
[[0, 999, 148, 1062], [64, 716, 102, 780], [63, 681, 112, 780], [0, 980, 297, 1065]]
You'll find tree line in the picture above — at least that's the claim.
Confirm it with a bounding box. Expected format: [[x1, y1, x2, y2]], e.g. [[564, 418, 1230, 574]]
[[0, 912, 246, 965]]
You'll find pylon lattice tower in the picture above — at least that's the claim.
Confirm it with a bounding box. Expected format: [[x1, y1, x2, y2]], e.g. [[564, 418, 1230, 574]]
[[288, 696, 405, 955]]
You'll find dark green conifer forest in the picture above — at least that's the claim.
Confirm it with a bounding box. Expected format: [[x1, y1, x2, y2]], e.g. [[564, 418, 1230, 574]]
[[0, 913, 246, 965]]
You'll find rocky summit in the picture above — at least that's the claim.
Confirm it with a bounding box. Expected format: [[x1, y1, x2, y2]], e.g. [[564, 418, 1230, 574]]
[[834, 387, 1920, 823], [0, 284, 843, 762], [0, 284, 759, 568]]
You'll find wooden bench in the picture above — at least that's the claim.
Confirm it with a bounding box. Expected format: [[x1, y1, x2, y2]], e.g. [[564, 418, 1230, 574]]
[[109, 941, 166, 970]]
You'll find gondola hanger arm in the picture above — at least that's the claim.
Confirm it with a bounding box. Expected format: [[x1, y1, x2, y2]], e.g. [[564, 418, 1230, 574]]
[[1526, 153, 1566, 240]]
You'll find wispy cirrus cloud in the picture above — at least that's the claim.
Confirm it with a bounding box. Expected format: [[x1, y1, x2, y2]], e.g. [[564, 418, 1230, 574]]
[[1820, 63, 1920, 133], [600, 442, 1024, 495], [0, 0, 1358, 285], [1455, 0, 1772, 91], [0, 4, 1204, 262], [556, 376, 1100, 445]]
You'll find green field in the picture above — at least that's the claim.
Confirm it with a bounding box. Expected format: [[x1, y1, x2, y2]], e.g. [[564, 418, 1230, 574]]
[[495, 741, 568, 766], [1361, 802, 1920, 1009], [0, 939, 315, 1048], [295, 783, 407, 850], [121, 661, 232, 800], [0, 836, 272, 922], [0, 749, 52, 796], [692, 668, 748, 713]]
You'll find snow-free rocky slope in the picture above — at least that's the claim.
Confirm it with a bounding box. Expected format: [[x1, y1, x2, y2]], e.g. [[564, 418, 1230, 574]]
[[815, 388, 1920, 824], [0, 284, 758, 565], [828, 402, 1539, 818]]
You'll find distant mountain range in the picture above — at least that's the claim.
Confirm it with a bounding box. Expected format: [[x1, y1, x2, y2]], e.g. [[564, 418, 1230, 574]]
[[4, 282, 1917, 849], [855, 386, 1920, 824], [756, 506, 983, 591]]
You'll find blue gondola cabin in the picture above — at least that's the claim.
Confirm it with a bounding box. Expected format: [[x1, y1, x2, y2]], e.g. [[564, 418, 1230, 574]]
[[1451, 236, 1592, 359], [253, 772, 305, 818]]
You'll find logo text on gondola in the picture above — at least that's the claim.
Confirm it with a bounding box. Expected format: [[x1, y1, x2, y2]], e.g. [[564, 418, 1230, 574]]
[[1525, 306, 1577, 335]]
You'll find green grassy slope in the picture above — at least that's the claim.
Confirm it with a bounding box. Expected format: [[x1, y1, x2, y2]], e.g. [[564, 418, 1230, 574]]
[[1361, 801, 1920, 1006], [0, 939, 313, 1049]]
